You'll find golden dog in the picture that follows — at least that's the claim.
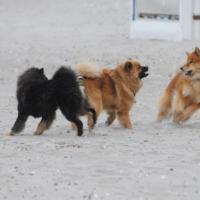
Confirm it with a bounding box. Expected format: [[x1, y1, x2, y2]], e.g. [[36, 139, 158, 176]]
[[158, 47, 200, 123], [75, 59, 148, 129]]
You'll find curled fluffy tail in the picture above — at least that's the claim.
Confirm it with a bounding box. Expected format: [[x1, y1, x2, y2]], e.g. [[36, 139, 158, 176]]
[[74, 63, 101, 78], [157, 73, 181, 121]]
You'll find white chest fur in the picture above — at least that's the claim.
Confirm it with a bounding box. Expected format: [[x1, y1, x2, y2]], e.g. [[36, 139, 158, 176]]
[[182, 84, 192, 97], [182, 81, 200, 103]]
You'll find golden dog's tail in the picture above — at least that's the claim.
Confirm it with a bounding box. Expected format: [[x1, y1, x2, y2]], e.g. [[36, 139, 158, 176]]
[[74, 63, 101, 78], [157, 73, 181, 121]]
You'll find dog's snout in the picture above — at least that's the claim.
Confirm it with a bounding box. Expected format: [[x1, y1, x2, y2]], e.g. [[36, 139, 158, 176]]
[[180, 66, 193, 76], [139, 66, 149, 79]]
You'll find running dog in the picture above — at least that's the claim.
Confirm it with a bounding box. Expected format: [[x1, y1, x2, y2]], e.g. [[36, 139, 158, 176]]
[[158, 47, 200, 123]]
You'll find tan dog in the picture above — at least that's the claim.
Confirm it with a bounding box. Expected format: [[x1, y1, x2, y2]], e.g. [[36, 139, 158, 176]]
[[158, 47, 200, 123], [75, 60, 149, 129]]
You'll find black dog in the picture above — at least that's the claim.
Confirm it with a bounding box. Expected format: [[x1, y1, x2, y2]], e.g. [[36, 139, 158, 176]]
[[9, 67, 96, 136]]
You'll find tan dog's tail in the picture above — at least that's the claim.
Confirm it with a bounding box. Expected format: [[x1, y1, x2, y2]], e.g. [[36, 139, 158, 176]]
[[74, 63, 101, 78], [157, 73, 181, 121]]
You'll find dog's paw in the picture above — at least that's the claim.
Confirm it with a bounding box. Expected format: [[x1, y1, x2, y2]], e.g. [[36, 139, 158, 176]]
[[180, 115, 190, 122], [34, 131, 43, 136], [7, 131, 15, 136], [173, 111, 185, 123], [157, 110, 172, 122]]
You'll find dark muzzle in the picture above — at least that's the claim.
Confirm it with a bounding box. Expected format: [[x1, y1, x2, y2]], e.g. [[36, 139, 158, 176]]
[[139, 66, 149, 79]]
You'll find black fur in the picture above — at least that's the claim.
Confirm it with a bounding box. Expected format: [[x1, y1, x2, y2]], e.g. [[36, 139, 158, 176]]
[[10, 66, 96, 136], [139, 66, 149, 79]]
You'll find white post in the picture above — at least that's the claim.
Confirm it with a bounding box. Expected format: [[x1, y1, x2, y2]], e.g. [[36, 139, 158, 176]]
[[180, 0, 193, 39], [193, 0, 200, 40]]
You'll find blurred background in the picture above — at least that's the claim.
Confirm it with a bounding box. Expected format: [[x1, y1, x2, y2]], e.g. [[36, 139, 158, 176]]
[[131, 0, 200, 40]]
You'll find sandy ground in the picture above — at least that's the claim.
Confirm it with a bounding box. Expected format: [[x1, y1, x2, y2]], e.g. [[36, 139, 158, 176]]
[[1, 0, 200, 199]]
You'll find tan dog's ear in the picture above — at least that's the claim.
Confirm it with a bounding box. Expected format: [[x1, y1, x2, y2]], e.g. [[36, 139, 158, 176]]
[[195, 47, 200, 57], [124, 61, 133, 72]]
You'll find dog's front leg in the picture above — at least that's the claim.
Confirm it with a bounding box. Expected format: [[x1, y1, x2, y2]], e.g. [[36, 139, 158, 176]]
[[105, 111, 116, 126], [173, 92, 186, 123], [179, 103, 200, 122], [117, 111, 132, 129]]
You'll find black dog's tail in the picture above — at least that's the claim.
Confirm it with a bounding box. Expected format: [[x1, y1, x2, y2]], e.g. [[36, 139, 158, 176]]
[[86, 108, 97, 126]]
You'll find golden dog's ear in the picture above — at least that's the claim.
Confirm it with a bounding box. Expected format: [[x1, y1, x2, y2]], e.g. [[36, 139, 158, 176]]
[[195, 47, 200, 57], [124, 61, 133, 72]]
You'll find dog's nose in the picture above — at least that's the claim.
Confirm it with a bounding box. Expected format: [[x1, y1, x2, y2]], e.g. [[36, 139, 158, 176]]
[[142, 66, 149, 72], [180, 67, 184, 71]]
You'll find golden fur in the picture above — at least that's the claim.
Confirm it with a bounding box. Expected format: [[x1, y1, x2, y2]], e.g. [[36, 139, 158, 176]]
[[75, 60, 148, 129], [158, 47, 200, 123]]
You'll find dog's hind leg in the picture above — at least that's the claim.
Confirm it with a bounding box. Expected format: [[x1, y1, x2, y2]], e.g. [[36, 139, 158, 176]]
[[105, 111, 116, 126], [86, 108, 97, 129], [87, 98, 102, 129], [60, 107, 83, 136], [34, 113, 55, 135], [173, 92, 186, 123], [157, 73, 180, 122], [71, 117, 83, 136], [67, 115, 83, 136], [177, 103, 200, 122], [9, 113, 28, 135]]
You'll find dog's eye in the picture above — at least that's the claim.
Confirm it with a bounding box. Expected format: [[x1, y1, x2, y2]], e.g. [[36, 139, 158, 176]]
[[188, 60, 193, 64]]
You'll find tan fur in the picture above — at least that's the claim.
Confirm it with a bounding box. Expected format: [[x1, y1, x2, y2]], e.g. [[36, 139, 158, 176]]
[[75, 60, 145, 129], [74, 63, 101, 78], [34, 120, 48, 135], [34, 117, 54, 135], [158, 47, 200, 123]]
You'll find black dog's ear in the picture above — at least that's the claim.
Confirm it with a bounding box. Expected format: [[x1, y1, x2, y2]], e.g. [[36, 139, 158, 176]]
[[39, 68, 44, 74], [124, 61, 133, 72], [195, 47, 200, 57]]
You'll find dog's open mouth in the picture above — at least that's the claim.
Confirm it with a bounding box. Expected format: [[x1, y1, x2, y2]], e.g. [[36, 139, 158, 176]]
[[185, 70, 193, 77], [139, 66, 149, 79], [180, 67, 193, 77]]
